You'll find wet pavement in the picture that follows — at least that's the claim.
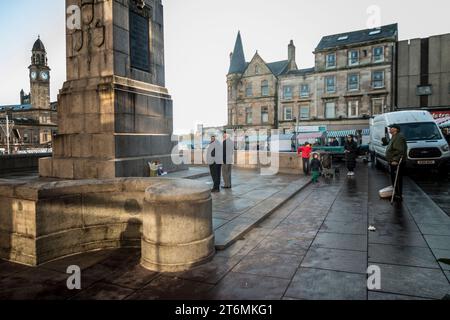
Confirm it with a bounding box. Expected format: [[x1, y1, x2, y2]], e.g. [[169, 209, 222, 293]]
[[410, 170, 450, 217], [0, 163, 449, 300]]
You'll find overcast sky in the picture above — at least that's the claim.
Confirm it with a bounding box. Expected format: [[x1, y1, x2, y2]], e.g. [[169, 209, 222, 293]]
[[0, 0, 449, 134]]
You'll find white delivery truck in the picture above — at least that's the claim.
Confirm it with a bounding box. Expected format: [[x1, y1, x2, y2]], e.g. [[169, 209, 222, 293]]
[[369, 110, 450, 172]]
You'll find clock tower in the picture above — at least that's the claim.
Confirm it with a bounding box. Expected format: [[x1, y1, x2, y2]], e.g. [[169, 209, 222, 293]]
[[29, 36, 50, 110]]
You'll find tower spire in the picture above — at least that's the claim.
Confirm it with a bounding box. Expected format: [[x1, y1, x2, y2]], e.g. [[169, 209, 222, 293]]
[[228, 31, 246, 74]]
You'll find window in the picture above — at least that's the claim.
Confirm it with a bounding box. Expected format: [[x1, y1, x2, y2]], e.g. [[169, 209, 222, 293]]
[[228, 86, 232, 100], [348, 73, 359, 91], [300, 105, 310, 120], [372, 71, 385, 89], [283, 86, 293, 100], [300, 84, 310, 98], [246, 108, 253, 124], [348, 50, 359, 66], [255, 65, 259, 75], [348, 100, 359, 118], [338, 35, 349, 41], [284, 106, 293, 121], [261, 80, 269, 96], [369, 29, 381, 36], [325, 76, 336, 93], [373, 47, 384, 62], [325, 102, 336, 119], [326, 53, 336, 68], [246, 83, 253, 97], [261, 107, 269, 124], [372, 98, 384, 115]]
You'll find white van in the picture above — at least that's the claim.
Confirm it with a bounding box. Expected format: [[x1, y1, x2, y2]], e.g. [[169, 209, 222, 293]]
[[369, 110, 450, 171]]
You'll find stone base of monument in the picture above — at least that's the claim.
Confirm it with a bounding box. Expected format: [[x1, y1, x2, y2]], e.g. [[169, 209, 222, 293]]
[[0, 178, 214, 268], [141, 180, 215, 272]]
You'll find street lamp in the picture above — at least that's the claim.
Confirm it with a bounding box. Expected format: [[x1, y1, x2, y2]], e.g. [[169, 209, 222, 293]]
[[0, 113, 15, 155]]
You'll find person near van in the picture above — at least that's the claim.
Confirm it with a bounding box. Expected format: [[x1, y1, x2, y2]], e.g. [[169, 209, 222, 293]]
[[344, 135, 358, 176], [222, 132, 234, 189], [330, 137, 340, 147], [298, 142, 312, 175], [207, 135, 222, 193], [385, 124, 408, 202], [310, 153, 323, 184]]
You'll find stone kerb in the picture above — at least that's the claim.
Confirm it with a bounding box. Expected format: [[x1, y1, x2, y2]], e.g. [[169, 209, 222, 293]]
[[141, 179, 215, 272]]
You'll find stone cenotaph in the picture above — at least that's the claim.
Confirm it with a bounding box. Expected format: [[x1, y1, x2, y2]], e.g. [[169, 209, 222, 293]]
[[0, 0, 215, 270], [40, 0, 178, 179]]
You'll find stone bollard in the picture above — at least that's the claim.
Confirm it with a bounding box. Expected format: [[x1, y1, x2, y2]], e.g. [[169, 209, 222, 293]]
[[141, 178, 215, 272]]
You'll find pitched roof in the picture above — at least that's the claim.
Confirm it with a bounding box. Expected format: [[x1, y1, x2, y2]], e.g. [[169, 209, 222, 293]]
[[228, 32, 247, 74], [0, 104, 33, 112], [267, 60, 290, 76], [285, 67, 315, 76], [316, 23, 398, 51]]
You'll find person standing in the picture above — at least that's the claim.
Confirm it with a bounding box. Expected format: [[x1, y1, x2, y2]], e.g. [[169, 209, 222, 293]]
[[222, 132, 234, 189], [330, 137, 340, 147], [344, 135, 358, 176], [298, 142, 312, 175], [207, 135, 222, 193], [310, 153, 323, 184], [385, 124, 408, 202]]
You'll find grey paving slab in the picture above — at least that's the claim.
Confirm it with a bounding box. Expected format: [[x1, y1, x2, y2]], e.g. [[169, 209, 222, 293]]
[[173, 256, 240, 285], [301, 247, 367, 274], [285, 268, 367, 300], [312, 232, 367, 252], [368, 244, 440, 269], [209, 272, 291, 300], [369, 230, 429, 248], [125, 275, 214, 300], [0, 268, 77, 300], [106, 264, 159, 290], [375, 263, 450, 300], [213, 218, 228, 230], [368, 291, 432, 300], [424, 235, 450, 250], [321, 220, 367, 235], [255, 235, 312, 256], [431, 249, 450, 272], [0, 261, 31, 280], [40, 250, 114, 273], [70, 282, 134, 300], [233, 251, 302, 280], [419, 223, 450, 236]]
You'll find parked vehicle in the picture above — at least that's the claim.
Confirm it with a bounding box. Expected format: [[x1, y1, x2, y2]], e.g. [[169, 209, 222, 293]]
[[369, 110, 450, 172]]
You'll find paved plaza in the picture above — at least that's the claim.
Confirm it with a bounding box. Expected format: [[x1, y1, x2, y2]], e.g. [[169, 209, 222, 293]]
[[0, 164, 449, 300]]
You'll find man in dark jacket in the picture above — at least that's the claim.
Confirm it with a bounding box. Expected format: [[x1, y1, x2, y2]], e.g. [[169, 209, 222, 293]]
[[222, 132, 234, 189], [344, 135, 358, 176], [385, 124, 408, 202]]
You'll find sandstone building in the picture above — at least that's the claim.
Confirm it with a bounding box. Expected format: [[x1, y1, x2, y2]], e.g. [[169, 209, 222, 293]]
[[0, 37, 57, 153], [227, 24, 399, 142]]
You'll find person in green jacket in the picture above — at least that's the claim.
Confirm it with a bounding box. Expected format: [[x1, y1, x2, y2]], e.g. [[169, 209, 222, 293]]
[[384, 124, 408, 202]]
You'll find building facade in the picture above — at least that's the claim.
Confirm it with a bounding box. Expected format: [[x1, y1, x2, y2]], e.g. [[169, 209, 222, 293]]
[[397, 33, 450, 119], [0, 37, 57, 154], [226, 24, 398, 142]]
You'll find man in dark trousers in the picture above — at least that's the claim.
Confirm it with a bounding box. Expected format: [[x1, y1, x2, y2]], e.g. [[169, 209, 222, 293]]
[[207, 135, 222, 193], [222, 132, 234, 189], [385, 124, 408, 202]]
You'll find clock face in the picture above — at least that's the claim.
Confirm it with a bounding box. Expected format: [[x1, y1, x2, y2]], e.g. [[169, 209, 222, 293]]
[[31, 71, 37, 80], [40, 71, 49, 80]]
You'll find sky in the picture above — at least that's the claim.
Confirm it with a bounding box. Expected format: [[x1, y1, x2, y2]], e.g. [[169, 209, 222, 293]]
[[0, 0, 449, 134]]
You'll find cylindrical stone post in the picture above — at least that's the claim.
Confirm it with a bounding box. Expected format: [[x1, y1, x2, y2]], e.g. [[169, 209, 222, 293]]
[[141, 179, 215, 272]]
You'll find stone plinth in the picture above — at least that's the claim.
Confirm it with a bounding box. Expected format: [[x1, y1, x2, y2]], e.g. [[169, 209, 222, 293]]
[[0, 177, 213, 267], [141, 179, 215, 272], [40, 0, 182, 179]]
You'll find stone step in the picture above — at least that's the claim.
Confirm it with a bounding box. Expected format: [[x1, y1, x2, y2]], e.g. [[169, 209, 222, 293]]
[[214, 179, 311, 250]]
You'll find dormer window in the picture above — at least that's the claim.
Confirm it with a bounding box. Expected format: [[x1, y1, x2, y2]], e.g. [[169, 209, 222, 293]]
[[369, 29, 381, 36], [326, 53, 336, 69], [338, 35, 349, 41]]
